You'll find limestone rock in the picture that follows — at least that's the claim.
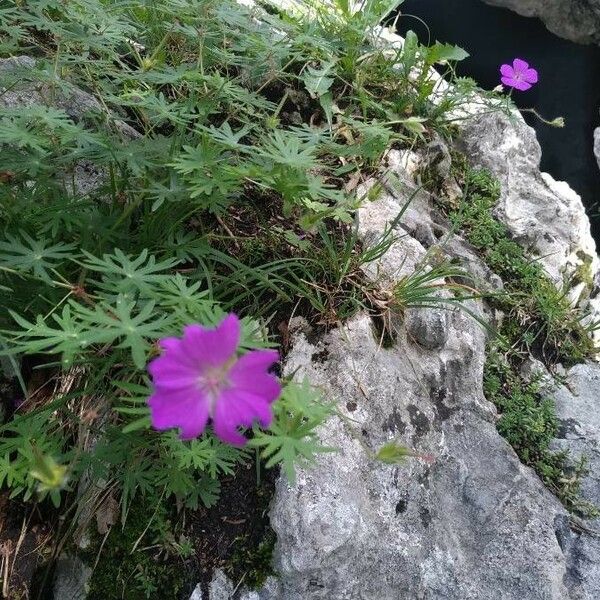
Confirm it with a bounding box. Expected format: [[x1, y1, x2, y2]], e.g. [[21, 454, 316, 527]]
[[258, 112, 600, 597], [188, 571, 280, 600], [404, 305, 450, 349], [358, 154, 504, 295], [52, 556, 92, 600], [267, 309, 574, 599], [547, 363, 600, 600], [550, 363, 600, 509], [481, 0, 600, 45], [458, 110, 599, 300]]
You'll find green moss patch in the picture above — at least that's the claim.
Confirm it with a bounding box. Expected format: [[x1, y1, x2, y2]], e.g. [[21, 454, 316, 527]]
[[83, 500, 188, 600], [431, 163, 597, 513]]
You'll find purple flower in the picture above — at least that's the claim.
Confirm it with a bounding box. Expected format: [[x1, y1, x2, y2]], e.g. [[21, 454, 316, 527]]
[[500, 58, 538, 91], [147, 314, 280, 445]]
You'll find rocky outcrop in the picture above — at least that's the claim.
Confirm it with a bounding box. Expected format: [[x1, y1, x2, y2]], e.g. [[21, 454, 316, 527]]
[[269, 312, 568, 598], [204, 112, 600, 598], [459, 111, 599, 301], [258, 158, 600, 599], [481, 0, 600, 45], [185, 12, 600, 599], [515, 360, 600, 600], [52, 557, 91, 600]]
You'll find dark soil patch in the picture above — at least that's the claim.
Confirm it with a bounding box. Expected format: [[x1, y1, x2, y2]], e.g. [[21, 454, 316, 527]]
[[188, 461, 278, 597], [0, 493, 53, 600]]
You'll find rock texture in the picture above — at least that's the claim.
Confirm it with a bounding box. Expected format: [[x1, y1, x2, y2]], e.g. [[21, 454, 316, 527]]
[[459, 110, 599, 303], [551, 364, 600, 510], [52, 556, 92, 600], [186, 15, 600, 600], [539, 363, 600, 600], [257, 178, 599, 600], [269, 313, 570, 599], [481, 0, 600, 45]]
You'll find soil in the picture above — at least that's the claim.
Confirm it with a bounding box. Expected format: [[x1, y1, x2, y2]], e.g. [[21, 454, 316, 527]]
[[188, 461, 278, 597], [0, 493, 53, 600]]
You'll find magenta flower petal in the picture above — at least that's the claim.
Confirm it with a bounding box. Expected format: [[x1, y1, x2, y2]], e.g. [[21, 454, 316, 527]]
[[512, 79, 533, 91], [146, 314, 281, 445], [523, 67, 538, 83], [512, 58, 529, 73], [148, 388, 209, 439], [229, 350, 281, 404], [148, 356, 198, 391], [499, 58, 538, 92], [212, 389, 271, 446], [181, 315, 240, 367]]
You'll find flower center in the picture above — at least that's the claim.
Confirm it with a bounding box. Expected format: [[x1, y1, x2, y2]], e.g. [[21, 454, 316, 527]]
[[197, 358, 235, 415]]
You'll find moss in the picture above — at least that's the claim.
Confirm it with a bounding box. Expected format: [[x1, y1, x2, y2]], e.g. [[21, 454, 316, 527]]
[[448, 167, 595, 365], [428, 160, 597, 514], [483, 352, 596, 516], [82, 499, 187, 600], [572, 250, 595, 294], [225, 529, 276, 590]]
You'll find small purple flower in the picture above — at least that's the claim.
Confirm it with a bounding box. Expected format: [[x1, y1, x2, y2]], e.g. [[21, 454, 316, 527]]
[[500, 58, 538, 91], [147, 314, 280, 446]]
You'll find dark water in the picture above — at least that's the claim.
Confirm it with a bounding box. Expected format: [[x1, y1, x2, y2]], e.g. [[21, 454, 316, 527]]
[[395, 0, 600, 239]]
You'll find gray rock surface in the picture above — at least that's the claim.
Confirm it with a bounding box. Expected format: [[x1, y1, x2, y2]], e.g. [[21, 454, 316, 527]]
[[0, 56, 139, 196], [458, 111, 599, 302], [253, 180, 600, 599], [269, 310, 571, 599], [594, 128, 600, 171], [547, 363, 600, 600], [189, 570, 280, 599], [481, 0, 600, 45], [52, 556, 92, 600], [551, 363, 600, 509], [405, 305, 450, 349]]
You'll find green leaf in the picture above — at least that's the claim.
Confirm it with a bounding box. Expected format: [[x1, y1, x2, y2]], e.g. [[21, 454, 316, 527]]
[[75, 296, 173, 368], [375, 442, 413, 465], [302, 61, 336, 99], [0, 231, 76, 281], [122, 416, 151, 434], [7, 305, 87, 367], [319, 92, 334, 128], [199, 121, 253, 150], [426, 42, 469, 65], [80, 248, 179, 299], [256, 130, 318, 171], [400, 116, 427, 136], [248, 380, 334, 483]]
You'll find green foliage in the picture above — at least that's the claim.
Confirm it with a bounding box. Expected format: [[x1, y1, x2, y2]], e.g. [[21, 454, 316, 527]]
[[483, 352, 595, 515], [451, 168, 596, 364], [226, 530, 277, 591], [375, 441, 414, 464], [249, 380, 334, 483], [392, 260, 475, 311], [0, 0, 352, 530], [84, 499, 187, 600], [440, 164, 597, 514], [0, 0, 511, 590]]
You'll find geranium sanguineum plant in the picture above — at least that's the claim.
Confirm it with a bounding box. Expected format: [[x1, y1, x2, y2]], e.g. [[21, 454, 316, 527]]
[[147, 314, 281, 445], [500, 58, 538, 91]]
